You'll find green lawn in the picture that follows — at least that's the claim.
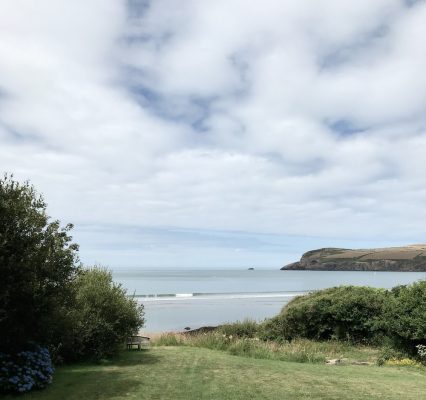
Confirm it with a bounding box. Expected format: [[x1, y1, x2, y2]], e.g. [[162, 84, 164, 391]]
[[10, 347, 426, 400]]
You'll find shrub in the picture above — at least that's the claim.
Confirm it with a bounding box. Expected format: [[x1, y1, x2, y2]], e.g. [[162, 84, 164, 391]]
[[417, 345, 426, 358], [0, 346, 54, 394], [417, 345, 426, 364], [260, 315, 287, 342], [262, 286, 389, 343], [376, 346, 408, 366], [218, 319, 259, 338], [380, 280, 426, 354], [60, 267, 145, 361]]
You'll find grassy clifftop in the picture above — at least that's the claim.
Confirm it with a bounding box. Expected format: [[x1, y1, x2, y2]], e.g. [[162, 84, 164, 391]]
[[281, 244, 426, 271]]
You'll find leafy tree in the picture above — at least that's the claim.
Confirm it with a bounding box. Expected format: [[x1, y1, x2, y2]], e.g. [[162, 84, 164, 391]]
[[0, 174, 80, 352], [61, 267, 145, 361]]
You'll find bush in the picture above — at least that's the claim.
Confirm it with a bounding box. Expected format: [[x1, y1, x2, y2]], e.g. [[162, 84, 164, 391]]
[[262, 286, 389, 343], [380, 280, 426, 354], [60, 267, 145, 361], [376, 346, 408, 366], [218, 319, 259, 338], [0, 174, 80, 353], [417, 345, 426, 364], [260, 315, 287, 342], [0, 346, 54, 394]]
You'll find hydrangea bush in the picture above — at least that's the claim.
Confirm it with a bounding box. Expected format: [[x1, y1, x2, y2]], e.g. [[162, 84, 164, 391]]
[[0, 346, 54, 393], [417, 344, 426, 364]]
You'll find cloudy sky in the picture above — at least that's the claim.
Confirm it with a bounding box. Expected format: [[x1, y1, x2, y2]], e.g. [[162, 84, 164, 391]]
[[1, 0, 426, 268]]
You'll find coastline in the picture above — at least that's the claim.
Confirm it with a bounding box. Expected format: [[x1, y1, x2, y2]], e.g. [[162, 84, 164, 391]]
[[124, 270, 425, 332]]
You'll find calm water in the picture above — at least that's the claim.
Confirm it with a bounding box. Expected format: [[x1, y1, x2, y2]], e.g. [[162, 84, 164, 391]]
[[113, 269, 426, 332]]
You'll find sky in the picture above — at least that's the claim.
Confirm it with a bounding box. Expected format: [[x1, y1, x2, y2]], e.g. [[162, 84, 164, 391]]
[[1, 0, 426, 269]]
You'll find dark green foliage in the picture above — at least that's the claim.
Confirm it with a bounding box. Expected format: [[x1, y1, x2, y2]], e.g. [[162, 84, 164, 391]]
[[60, 267, 145, 361], [376, 345, 408, 366], [218, 319, 259, 338], [0, 174, 80, 352], [260, 315, 287, 342], [262, 282, 425, 355], [262, 286, 389, 343], [381, 280, 426, 354], [0, 175, 145, 367]]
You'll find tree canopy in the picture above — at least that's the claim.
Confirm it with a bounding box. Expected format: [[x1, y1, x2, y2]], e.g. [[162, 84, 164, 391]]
[[0, 174, 80, 351]]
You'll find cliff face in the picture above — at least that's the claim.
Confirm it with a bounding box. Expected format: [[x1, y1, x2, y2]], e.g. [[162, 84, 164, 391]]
[[281, 245, 426, 272]]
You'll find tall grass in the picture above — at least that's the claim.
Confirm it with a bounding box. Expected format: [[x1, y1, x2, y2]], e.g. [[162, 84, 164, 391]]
[[152, 332, 377, 364], [152, 318, 381, 364], [225, 338, 327, 363], [154, 333, 186, 347]]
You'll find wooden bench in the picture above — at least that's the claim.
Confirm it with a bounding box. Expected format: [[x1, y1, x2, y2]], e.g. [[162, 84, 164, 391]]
[[127, 335, 150, 350]]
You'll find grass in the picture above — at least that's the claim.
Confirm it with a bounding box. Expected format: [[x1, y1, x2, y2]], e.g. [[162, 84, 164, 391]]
[[153, 332, 380, 364], [324, 249, 425, 260], [5, 346, 426, 400], [307, 244, 426, 261]]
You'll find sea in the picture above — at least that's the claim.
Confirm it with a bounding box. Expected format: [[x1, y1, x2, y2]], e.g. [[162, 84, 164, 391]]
[[112, 269, 426, 332]]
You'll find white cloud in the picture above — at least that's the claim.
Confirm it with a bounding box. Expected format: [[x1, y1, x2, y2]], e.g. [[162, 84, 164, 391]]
[[1, 0, 426, 267]]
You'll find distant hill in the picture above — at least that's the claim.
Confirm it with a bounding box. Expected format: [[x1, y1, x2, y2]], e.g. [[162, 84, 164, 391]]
[[281, 244, 426, 272]]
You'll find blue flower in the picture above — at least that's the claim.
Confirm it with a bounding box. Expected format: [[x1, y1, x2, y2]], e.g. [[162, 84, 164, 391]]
[[1, 346, 54, 394]]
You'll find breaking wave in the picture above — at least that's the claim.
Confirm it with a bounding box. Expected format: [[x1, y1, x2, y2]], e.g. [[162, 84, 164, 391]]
[[133, 291, 308, 302]]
